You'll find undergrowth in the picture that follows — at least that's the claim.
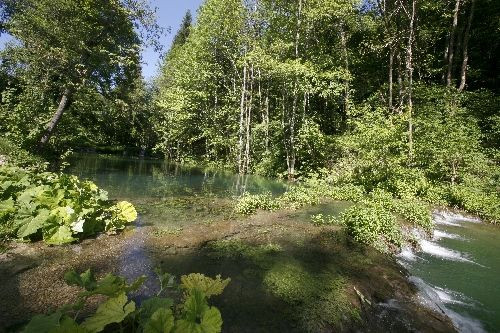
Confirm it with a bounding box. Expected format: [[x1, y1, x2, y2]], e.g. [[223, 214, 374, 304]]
[[21, 268, 230, 333]]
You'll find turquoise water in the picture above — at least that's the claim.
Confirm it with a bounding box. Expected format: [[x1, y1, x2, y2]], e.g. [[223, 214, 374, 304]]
[[399, 212, 500, 332], [69, 155, 500, 332]]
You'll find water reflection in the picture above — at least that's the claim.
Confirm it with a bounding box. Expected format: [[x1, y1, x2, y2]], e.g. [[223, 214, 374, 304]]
[[68, 154, 288, 200]]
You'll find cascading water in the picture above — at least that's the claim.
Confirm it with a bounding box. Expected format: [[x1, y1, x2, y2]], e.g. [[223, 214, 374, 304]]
[[398, 211, 500, 333]]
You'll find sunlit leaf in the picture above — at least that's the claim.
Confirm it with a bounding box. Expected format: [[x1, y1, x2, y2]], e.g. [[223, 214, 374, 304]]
[[17, 209, 51, 238], [81, 293, 135, 333], [144, 308, 175, 333]]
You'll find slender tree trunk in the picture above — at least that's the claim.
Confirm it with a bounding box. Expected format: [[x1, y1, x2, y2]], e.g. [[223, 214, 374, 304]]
[[340, 23, 350, 114], [244, 65, 254, 174], [458, 0, 475, 92], [396, 51, 403, 112], [406, 0, 416, 161], [389, 46, 394, 111], [39, 87, 72, 148], [287, 0, 302, 181], [446, 0, 461, 87], [265, 91, 269, 153], [238, 64, 248, 174]]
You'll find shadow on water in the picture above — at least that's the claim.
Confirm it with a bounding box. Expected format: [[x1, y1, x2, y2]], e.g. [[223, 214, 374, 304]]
[[139, 227, 454, 333]]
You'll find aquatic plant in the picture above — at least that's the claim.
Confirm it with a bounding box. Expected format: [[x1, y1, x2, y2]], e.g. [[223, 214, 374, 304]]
[[234, 192, 279, 215], [310, 213, 340, 227], [0, 165, 137, 244], [22, 268, 230, 333], [263, 259, 359, 332]]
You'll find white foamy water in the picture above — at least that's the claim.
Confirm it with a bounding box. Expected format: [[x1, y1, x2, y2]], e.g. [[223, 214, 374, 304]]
[[433, 211, 481, 227], [399, 247, 419, 262], [433, 230, 466, 241], [410, 277, 486, 333], [419, 240, 478, 264]]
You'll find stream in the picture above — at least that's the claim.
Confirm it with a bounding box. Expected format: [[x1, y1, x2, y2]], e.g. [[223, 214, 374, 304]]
[[68, 154, 500, 332], [398, 211, 500, 332]]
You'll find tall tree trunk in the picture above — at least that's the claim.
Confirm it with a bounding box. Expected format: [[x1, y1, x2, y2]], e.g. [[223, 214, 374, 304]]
[[397, 51, 403, 112], [287, 0, 302, 181], [265, 91, 270, 153], [340, 23, 350, 114], [39, 87, 72, 148], [244, 65, 254, 174], [238, 64, 248, 174], [458, 0, 475, 92], [389, 46, 394, 112], [406, 0, 416, 161], [446, 0, 461, 87]]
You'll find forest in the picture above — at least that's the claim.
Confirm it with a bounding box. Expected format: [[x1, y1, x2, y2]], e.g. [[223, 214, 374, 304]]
[[0, 0, 499, 332]]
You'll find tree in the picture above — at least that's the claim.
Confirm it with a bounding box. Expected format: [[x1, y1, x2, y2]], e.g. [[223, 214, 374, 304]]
[[2, 0, 160, 149], [171, 10, 192, 49]]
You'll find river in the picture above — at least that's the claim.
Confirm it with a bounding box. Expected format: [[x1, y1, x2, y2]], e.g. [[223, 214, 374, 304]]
[[68, 154, 499, 332]]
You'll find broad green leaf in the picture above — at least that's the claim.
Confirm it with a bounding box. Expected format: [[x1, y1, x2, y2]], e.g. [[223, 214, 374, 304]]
[[140, 297, 174, 321], [17, 209, 51, 238], [144, 308, 174, 333], [199, 307, 223, 333], [174, 289, 223, 333], [82, 273, 145, 297], [50, 206, 77, 225], [114, 201, 137, 223], [183, 289, 208, 323], [64, 269, 97, 291], [0, 197, 14, 213], [174, 307, 222, 333], [44, 225, 76, 245], [81, 293, 135, 333], [180, 274, 230, 298], [22, 312, 62, 333], [50, 317, 89, 333]]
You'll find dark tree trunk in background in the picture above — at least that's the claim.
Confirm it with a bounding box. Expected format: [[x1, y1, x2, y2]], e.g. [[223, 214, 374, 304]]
[[459, 0, 475, 92], [39, 87, 72, 149], [446, 0, 461, 87]]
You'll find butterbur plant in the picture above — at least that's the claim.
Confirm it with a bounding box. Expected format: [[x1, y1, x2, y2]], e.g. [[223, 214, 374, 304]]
[[22, 268, 230, 333], [0, 165, 137, 244]]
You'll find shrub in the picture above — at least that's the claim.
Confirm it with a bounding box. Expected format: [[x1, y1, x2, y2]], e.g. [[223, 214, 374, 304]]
[[341, 204, 402, 249], [449, 185, 499, 223], [235, 192, 279, 215], [0, 165, 137, 244]]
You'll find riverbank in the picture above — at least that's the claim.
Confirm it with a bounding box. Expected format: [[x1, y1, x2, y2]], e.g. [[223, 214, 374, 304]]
[[0, 204, 456, 332]]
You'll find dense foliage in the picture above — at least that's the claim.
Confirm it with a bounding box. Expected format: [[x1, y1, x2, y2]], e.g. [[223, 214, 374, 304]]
[[156, 0, 499, 226], [22, 268, 230, 333], [0, 165, 137, 244], [0, 0, 160, 154]]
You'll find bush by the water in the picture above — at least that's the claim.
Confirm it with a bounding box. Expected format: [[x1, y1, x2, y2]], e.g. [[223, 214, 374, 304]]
[[0, 165, 137, 244], [341, 204, 402, 249], [22, 268, 230, 333]]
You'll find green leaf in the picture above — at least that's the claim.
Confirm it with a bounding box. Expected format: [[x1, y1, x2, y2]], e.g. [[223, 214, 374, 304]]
[[174, 289, 223, 333], [140, 297, 174, 321], [64, 269, 97, 291], [17, 209, 51, 238], [114, 201, 138, 223], [44, 225, 76, 245], [0, 197, 14, 212], [81, 293, 135, 333], [199, 307, 223, 333], [50, 316, 89, 333], [180, 274, 230, 298], [144, 308, 175, 333], [82, 273, 145, 297], [22, 312, 62, 333]]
